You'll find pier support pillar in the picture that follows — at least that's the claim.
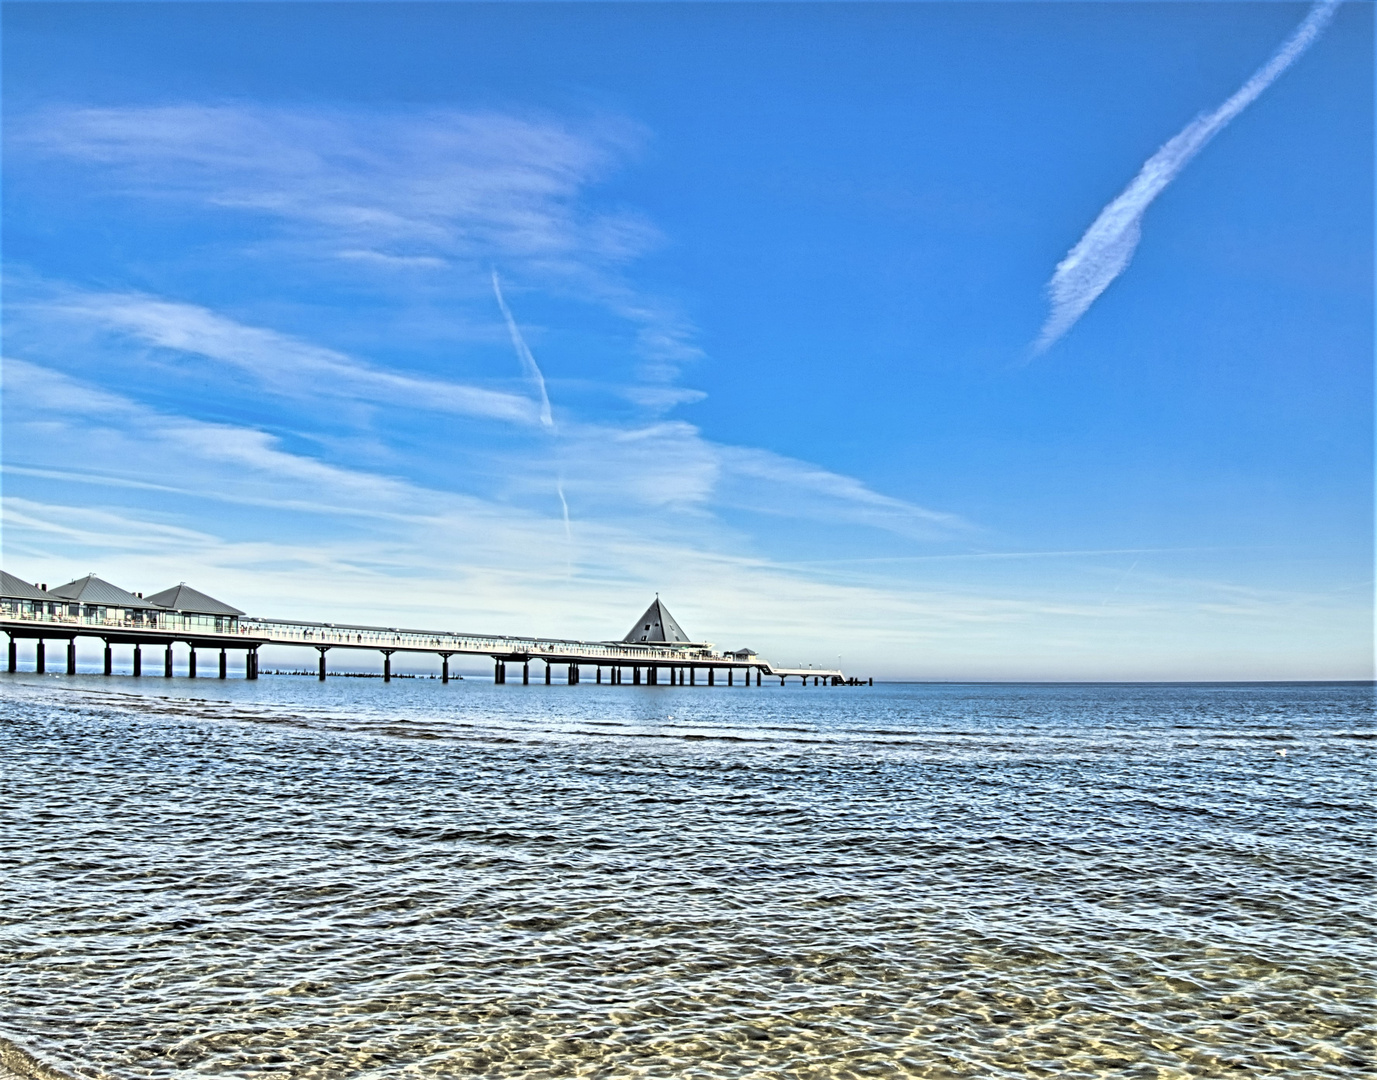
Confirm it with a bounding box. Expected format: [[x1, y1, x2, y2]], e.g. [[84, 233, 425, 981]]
[[133, 644, 142, 677], [756, 668, 761, 686], [104, 643, 113, 676], [8, 638, 17, 673], [690, 667, 695, 685], [165, 646, 174, 678], [66, 639, 77, 675], [188, 649, 197, 679], [219, 649, 227, 679], [317, 647, 328, 681], [384, 651, 394, 683], [247, 649, 258, 680], [545, 663, 551, 685], [708, 668, 714, 687], [568, 663, 578, 685], [728, 669, 733, 687], [523, 662, 529, 685], [597, 666, 602, 684], [441, 654, 450, 684], [36, 641, 45, 674]]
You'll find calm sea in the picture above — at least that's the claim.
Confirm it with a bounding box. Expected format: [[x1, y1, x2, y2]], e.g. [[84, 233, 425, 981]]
[[0, 675, 1372, 1079]]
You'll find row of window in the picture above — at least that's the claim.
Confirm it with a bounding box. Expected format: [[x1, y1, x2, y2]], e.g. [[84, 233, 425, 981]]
[[0, 598, 238, 632]]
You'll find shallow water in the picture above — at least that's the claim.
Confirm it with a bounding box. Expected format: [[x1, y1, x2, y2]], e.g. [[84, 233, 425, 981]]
[[0, 674, 1372, 1078]]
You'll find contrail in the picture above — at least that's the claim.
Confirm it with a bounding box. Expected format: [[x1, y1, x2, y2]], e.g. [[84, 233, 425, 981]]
[[1034, 0, 1339, 354], [491, 270, 572, 557], [492, 270, 553, 429]]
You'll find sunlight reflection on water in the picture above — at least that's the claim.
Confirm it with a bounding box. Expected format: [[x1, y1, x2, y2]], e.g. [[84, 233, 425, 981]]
[[1, 676, 1372, 1078]]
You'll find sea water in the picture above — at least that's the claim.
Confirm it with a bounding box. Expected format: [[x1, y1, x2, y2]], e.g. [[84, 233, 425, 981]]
[[0, 675, 1372, 1078]]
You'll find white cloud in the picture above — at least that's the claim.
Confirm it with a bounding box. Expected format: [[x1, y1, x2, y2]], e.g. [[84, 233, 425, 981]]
[[15, 103, 701, 385], [20, 105, 649, 262], [5, 355, 1367, 679], [1035, 0, 1339, 353], [34, 288, 540, 425]]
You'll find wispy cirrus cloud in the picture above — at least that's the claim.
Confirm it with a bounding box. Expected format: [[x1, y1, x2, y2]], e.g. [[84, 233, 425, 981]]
[[29, 287, 541, 425], [6, 358, 1362, 678], [17, 105, 652, 267], [13, 104, 703, 390], [1034, 0, 1340, 353]]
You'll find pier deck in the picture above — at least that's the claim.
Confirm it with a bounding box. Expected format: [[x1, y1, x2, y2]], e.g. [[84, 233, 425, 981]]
[[0, 611, 851, 685]]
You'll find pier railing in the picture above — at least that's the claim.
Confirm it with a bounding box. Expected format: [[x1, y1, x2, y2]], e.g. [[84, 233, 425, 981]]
[[241, 618, 736, 666], [0, 607, 249, 638], [1, 608, 846, 680]]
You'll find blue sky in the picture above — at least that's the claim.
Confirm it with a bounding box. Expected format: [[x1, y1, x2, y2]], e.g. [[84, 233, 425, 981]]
[[3, 2, 1370, 679]]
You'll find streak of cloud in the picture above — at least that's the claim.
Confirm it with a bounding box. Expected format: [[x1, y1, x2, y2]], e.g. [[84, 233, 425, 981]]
[[38, 287, 540, 424], [492, 270, 572, 558], [1034, 0, 1340, 354], [491, 270, 553, 429]]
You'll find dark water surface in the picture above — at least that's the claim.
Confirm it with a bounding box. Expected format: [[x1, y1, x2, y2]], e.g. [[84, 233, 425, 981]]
[[1, 675, 1372, 1078]]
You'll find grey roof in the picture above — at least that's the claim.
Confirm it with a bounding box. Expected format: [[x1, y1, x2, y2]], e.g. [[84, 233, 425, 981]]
[[1, 571, 49, 601], [623, 598, 692, 644], [144, 583, 244, 617], [47, 574, 163, 610]]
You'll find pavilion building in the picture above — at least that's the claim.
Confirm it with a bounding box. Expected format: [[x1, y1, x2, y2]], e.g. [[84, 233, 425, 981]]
[[46, 574, 165, 627], [0, 571, 52, 620], [145, 584, 245, 635]]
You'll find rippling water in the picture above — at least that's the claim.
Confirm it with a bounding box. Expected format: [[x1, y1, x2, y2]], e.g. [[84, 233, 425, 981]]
[[1, 674, 1372, 1078]]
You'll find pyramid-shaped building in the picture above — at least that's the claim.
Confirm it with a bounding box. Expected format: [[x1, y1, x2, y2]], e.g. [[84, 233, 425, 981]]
[[623, 598, 694, 644]]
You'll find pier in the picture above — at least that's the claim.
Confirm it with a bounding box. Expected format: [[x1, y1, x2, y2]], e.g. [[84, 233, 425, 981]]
[[1, 575, 862, 686]]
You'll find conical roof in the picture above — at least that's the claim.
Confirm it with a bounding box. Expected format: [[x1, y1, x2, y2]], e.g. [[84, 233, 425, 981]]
[[623, 598, 691, 644], [1, 571, 48, 601], [47, 574, 162, 609], [145, 583, 244, 616]]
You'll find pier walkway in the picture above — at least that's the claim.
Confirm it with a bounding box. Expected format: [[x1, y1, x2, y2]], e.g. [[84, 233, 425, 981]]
[[1, 577, 858, 686]]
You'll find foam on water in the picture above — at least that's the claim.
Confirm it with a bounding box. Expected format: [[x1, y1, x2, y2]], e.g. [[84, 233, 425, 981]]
[[0, 676, 1372, 1078]]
